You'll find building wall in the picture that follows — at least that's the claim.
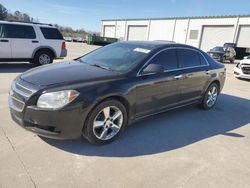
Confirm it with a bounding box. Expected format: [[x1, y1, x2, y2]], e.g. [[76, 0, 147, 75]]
[[148, 20, 175, 41], [101, 16, 250, 49]]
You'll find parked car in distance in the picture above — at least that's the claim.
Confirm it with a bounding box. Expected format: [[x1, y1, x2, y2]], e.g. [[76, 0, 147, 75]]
[[223, 43, 236, 49], [64, 37, 73, 42], [234, 55, 250, 79], [207, 46, 236, 63], [73, 37, 86, 43], [9, 41, 226, 144], [0, 20, 67, 65]]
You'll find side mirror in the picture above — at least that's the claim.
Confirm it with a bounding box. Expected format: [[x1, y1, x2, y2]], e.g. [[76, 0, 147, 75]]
[[142, 64, 164, 75]]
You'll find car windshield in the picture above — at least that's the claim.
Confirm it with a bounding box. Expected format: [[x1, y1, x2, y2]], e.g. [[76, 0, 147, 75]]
[[212, 47, 225, 52], [78, 43, 152, 72]]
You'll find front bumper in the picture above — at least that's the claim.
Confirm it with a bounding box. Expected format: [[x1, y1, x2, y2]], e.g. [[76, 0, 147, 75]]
[[9, 99, 87, 139], [8, 79, 89, 139], [234, 67, 250, 79], [209, 53, 223, 62]]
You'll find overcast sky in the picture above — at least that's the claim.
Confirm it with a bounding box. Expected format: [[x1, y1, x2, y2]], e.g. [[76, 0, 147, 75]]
[[2, 0, 250, 32]]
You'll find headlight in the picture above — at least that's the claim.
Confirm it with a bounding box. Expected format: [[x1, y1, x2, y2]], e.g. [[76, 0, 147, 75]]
[[37, 90, 79, 109]]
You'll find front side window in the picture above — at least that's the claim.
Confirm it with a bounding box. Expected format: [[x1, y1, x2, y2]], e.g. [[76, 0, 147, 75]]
[[40, 27, 63, 40], [8, 24, 36, 39], [149, 49, 178, 70], [177, 49, 201, 68]]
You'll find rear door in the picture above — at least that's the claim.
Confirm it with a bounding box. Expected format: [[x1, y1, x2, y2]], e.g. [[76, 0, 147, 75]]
[[136, 49, 182, 117], [0, 24, 11, 58], [177, 49, 210, 103], [9, 24, 39, 58]]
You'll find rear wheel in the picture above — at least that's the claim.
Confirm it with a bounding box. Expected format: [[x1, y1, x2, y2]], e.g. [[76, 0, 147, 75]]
[[33, 50, 53, 66], [200, 83, 219, 110], [82, 99, 128, 145]]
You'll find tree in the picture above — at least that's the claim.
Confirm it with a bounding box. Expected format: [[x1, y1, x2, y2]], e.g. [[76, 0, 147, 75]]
[[0, 3, 8, 20]]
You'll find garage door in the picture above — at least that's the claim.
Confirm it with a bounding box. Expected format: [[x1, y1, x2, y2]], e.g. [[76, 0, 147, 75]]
[[237, 26, 250, 48], [127, 26, 148, 41], [104, 25, 115, 38], [200, 26, 234, 52]]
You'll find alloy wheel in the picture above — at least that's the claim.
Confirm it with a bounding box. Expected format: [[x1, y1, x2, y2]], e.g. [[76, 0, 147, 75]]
[[39, 54, 51, 65], [206, 86, 218, 107], [93, 106, 123, 140]]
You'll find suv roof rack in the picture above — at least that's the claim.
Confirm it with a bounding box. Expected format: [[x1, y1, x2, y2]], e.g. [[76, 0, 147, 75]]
[[8, 20, 53, 26]]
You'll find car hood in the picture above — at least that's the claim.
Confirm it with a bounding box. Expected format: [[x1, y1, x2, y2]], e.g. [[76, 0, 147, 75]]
[[240, 59, 250, 65], [21, 61, 120, 86]]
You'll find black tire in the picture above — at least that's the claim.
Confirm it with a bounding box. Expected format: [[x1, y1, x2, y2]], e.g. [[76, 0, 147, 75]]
[[200, 83, 219, 110], [230, 57, 235, 64], [33, 50, 53, 66], [82, 99, 128, 145]]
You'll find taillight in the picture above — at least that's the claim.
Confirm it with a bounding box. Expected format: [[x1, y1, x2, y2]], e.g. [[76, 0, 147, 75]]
[[61, 41, 66, 50]]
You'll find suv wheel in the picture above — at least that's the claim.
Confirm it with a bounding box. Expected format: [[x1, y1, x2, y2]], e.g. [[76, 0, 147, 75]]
[[83, 99, 128, 145], [33, 50, 53, 65], [200, 83, 219, 110]]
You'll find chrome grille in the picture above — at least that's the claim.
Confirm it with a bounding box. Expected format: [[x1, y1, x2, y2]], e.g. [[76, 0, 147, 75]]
[[242, 66, 250, 75], [9, 96, 25, 112], [9, 80, 36, 112], [15, 82, 33, 96], [11, 81, 35, 98]]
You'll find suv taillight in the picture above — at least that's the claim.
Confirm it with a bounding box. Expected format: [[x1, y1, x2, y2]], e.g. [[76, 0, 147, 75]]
[[61, 41, 66, 50]]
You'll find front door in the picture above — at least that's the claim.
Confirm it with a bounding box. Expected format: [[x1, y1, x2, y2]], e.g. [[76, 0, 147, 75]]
[[135, 49, 182, 117], [0, 24, 11, 58]]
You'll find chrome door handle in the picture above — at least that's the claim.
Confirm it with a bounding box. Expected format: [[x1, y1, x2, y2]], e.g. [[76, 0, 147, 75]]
[[174, 75, 183, 79]]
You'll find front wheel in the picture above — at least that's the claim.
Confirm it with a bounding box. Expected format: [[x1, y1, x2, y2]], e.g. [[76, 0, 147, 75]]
[[200, 83, 219, 110], [83, 99, 128, 145]]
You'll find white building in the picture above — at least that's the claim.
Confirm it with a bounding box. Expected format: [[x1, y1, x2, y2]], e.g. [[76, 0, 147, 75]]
[[101, 15, 250, 51]]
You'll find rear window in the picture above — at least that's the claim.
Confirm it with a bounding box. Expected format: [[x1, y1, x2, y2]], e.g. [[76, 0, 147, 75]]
[[0, 24, 36, 39], [177, 49, 201, 68], [40, 27, 63, 40]]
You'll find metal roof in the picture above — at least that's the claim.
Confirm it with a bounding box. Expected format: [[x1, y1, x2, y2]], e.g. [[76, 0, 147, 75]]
[[102, 14, 250, 22]]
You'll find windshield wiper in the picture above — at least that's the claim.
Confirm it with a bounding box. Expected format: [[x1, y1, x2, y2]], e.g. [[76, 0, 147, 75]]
[[77, 58, 84, 63], [91, 64, 115, 72]]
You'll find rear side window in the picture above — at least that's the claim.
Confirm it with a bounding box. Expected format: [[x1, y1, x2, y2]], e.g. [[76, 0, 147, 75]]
[[177, 49, 201, 68], [40, 27, 63, 40], [2, 24, 36, 39], [149, 49, 178, 70], [199, 54, 208, 65]]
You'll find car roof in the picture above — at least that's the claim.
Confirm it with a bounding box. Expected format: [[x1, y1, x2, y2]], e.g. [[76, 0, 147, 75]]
[[0, 20, 55, 28], [118, 40, 202, 51]]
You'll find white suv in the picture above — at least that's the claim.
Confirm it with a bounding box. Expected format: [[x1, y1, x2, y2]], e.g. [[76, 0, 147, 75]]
[[0, 21, 67, 65]]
